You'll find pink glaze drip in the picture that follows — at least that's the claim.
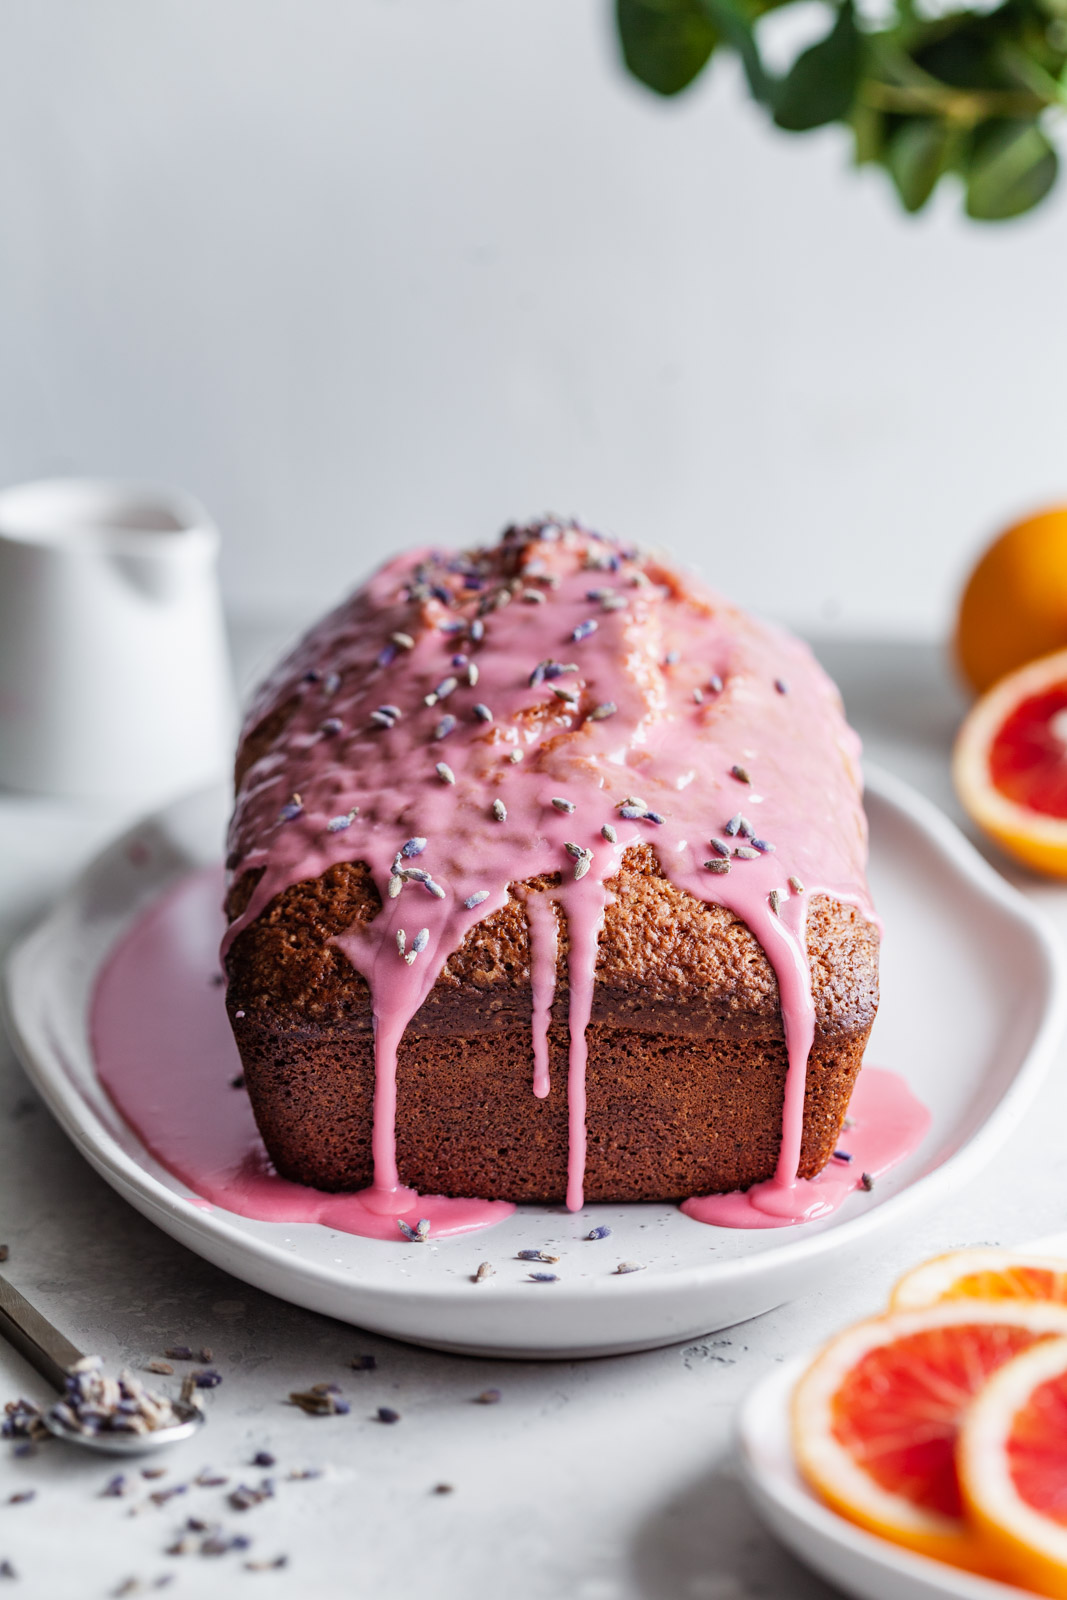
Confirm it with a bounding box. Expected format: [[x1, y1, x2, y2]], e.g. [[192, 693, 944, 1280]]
[[223, 519, 878, 1224], [681, 1066, 931, 1228], [91, 866, 514, 1239], [523, 890, 558, 1099], [561, 886, 607, 1211]]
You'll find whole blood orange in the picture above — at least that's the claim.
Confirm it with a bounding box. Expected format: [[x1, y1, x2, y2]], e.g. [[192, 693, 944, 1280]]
[[954, 647, 1067, 877], [956, 507, 1067, 695], [959, 1336, 1067, 1597], [792, 1302, 1067, 1569], [891, 1249, 1067, 1312]]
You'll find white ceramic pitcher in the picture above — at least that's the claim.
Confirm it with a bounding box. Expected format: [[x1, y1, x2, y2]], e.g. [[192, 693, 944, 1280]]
[[0, 478, 234, 803]]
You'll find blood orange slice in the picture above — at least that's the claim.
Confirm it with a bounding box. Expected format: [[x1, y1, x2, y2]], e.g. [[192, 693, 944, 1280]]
[[954, 647, 1067, 877], [891, 1249, 1067, 1313], [792, 1302, 1067, 1568], [960, 1336, 1067, 1597]]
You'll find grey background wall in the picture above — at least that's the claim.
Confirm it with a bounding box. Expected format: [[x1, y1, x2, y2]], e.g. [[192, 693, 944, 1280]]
[[0, 0, 1062, 634]]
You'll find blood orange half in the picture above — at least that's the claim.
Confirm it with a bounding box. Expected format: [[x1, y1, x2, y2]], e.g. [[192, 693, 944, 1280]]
[[960, 1336, 1067, 1597], [891, 1249, 1067, 1313], [792, 1301, 1067, 1569], [954, 647, 1067, 877]]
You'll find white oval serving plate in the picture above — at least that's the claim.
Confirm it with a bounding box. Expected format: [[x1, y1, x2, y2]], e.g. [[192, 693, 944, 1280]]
[[2, 765, 1064, 1360], [736, 1228, 1067, 1600]]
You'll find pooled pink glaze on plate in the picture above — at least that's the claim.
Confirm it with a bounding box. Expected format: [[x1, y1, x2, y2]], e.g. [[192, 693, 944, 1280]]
[[219, 518, 903, 1229], [92, 866, 513, 1239]]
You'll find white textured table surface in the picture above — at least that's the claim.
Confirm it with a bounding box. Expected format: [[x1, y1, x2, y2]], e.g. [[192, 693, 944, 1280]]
[[2, 632, 1066, 1600]]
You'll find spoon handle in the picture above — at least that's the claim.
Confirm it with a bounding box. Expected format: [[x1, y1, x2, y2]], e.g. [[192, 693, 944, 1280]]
[[0, 1271, 84, 1392]]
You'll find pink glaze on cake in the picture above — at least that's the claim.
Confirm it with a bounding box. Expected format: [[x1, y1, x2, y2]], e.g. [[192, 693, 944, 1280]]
[[92, 866, 513, 1239], [90, 865, 925, 1237], [223, 519, 885, 1226]]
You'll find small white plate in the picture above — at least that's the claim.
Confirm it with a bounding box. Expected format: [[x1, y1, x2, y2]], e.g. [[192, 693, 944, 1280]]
[[736, 1228, 1067, 1600], [2, 766, 1064, 1360]]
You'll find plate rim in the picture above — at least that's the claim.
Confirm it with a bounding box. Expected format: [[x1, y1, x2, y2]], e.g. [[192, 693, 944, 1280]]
[[3, 761, 1066, 1314]]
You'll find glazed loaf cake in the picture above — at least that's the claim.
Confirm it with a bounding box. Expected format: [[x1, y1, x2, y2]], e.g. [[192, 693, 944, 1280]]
[[223, 519, 879, 1210]]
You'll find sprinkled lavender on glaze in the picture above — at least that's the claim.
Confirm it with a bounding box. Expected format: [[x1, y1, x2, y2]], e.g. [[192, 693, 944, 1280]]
[[436, 762, 455, 784], [571, 619, 597, 641], [473, 703, 493, 722], [464, 891, 490, 909], [601, 824, 617, 843], [586, 1225, 612, 1240], [327, 810, 357, 833], [551, 796, 576, 814], [434, 715, 457, 740], [492, 799, 507, 821]]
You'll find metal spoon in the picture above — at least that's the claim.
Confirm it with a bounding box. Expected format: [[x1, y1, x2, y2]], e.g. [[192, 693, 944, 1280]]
[[0, 1269, 204, 1454]]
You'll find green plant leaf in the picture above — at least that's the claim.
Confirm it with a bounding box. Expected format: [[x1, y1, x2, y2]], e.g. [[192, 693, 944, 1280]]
[[697, 0, 773, 103], [887, 118, 953, 209], [773, 0, 865, 130], [965, 118, 1058, 217], [616, 0, 718, 95]]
